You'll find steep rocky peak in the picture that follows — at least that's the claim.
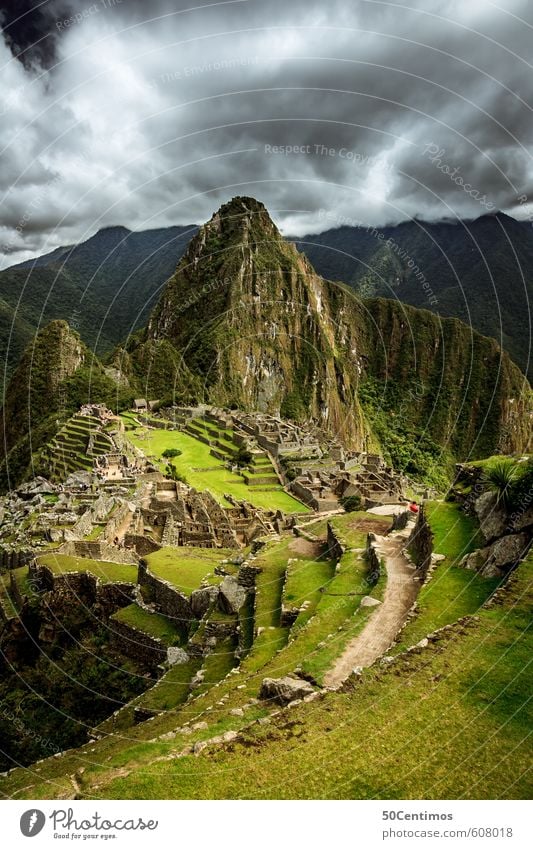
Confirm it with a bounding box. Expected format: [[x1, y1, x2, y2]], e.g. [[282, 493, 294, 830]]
[[185, 196, 283, 265]]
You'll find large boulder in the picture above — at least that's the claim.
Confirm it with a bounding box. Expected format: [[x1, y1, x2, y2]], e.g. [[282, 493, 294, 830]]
[[474, 491, 508, 543], [218, 576, 247, 615], [16, 477, 58, 499], [509, 504, 533, 534], [259, 675, 315, 705], [190, 585, 219, 618], [461, 533, 530, 579], [481, 533, 530, 577], [167, 647, 189, 666]]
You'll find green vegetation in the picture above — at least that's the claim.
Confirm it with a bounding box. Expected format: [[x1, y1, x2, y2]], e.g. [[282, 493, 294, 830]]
[[161, 447, 182, 458], [36, 553, 137, 584], [0, 566, 35, 618], [123, 423, 307, 512], [112, 604, 183, 646], [469, 455, 533, 513], [339, 494, 362, 512], [87, 554, 531, 800], [144, 547, 231, 596], [2, 509, 530, 800], [484, 458, 519, 508], [393, 502, 497, 652]]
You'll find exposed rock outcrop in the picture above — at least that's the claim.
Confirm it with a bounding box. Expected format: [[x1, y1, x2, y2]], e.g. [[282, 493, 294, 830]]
[[259, 675, 315, 705]]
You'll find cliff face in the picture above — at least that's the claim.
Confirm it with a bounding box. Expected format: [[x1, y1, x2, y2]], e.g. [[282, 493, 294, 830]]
[[121, 197, 531, 466], [328, 293, 531, 459], [0, 320, 119, 489], [132, 197, 370, 446]]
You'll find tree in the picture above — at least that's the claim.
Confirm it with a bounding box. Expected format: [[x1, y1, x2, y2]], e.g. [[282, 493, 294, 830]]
[[162, 447, 182, 458]]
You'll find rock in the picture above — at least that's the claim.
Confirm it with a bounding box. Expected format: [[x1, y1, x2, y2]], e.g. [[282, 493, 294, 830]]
[[415, 638, 429, 649], [460, 548, 489, 572], [462, 532, 529, 578], [230, 708, 244, 717], [192, 721, 208, 731], [166, 647, 189, 666], [190, 585, 219, 618], [222, 730, 239, 742], [193, 741, 207, 754], [259, 675, 315, 705], [474, 491, 508, 542], [478, 533, 530, 578], [509, 504, 533, 533], [218, 576, 247, 615], [431, 553, 446, 562], [360, 596, 381, 607], [190, 671, 205, 689], [303, 691, 320, 703]]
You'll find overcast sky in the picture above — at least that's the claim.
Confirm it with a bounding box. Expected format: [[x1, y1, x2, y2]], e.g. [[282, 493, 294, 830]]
[[1, 0, 533, 267]]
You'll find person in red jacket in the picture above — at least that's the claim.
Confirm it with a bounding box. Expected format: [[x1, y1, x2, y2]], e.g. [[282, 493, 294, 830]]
[[409, 501, 419, 514]]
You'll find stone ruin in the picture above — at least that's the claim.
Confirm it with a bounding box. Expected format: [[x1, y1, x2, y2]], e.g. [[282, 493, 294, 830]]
[[289, 453, 406, 511], [231, 411, 324, 458], [134, 478, 283, 552]]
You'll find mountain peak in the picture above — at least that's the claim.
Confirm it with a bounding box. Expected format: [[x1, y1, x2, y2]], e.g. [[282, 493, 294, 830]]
[[200, 196, 280, 243]]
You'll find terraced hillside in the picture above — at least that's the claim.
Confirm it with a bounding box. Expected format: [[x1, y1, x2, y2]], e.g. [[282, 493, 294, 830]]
[[1, 502, 530, 800], [44, 413, 115, 479], [122, 414, 307, 513]]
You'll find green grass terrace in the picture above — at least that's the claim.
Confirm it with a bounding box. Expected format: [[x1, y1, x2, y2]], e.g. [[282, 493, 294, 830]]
[[121, 418, 308, 513], [36, 553, 137, 584], [144, 546, 238, 596]]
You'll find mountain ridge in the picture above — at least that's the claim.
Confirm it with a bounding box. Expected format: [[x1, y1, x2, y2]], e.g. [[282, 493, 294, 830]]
[[119, 196, 531, 485]]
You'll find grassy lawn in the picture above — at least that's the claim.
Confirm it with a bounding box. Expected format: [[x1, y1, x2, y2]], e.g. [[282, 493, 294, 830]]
[[194, 636, 239, 692], [283, 556, 335, 618], [394, 501, 499, 652], [137, 657, 202, 712], [123, 424, 308, 513], [426, 501, 482, 559], [111, 604, 183, 645], [36, 553, 137, 584], [145, 546, 233, 596]]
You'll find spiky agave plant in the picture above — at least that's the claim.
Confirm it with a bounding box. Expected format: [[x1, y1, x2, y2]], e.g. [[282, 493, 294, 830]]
[[485, 459, 518, 509]]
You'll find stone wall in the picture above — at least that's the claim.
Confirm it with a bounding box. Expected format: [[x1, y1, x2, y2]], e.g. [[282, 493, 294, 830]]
[[103, 502, 134, 544], [390, 510, 410, 532], [57, 540, 137, 565], [29, 562, 135, 617], [0, 547, 34, 570], [407, 505, 433, 578], [109, 618, 167, 669], [326, 522, 346, 561], [124, 533, 161, 557], [365, 533, 381, 585], [137, 561, 194, 626]]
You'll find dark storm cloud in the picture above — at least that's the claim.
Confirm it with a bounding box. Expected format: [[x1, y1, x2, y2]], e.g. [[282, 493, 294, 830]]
[[2, 0, 533, 266]]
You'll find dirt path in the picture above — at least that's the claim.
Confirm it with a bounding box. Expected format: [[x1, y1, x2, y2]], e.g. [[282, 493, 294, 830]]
[[323, 532, 419, 688], [288, 537, 324, 557]]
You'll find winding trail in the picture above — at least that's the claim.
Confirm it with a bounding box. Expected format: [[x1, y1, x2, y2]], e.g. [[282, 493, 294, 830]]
[[323, 531, 420, 688]]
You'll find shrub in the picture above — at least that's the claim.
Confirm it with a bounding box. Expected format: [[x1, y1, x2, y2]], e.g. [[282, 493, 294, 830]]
[[165, 462, 187, 484], [235, 446, 253, 467], [485, 459, 518, 509], [340, 494, 362, 512]]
